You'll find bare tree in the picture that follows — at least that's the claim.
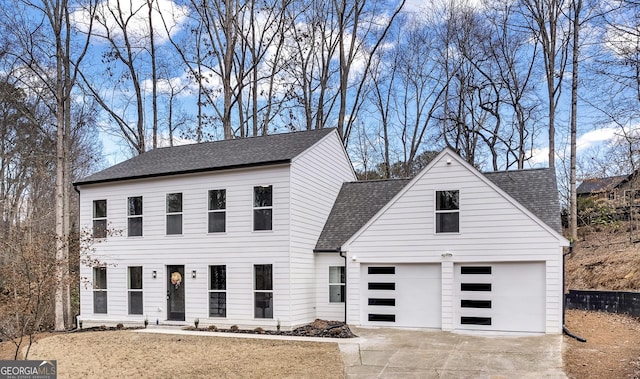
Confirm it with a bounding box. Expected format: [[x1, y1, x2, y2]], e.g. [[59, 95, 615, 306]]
[[519, 0, 570, 168]]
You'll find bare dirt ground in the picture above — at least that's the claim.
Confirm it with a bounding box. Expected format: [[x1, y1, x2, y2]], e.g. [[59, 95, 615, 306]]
[[0, 331, 343, 379], [564, 309, 640, 379], [566, 226, 640, 290]]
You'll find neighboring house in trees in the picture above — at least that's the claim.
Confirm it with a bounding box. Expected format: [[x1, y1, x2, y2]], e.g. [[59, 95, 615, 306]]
[[75, 128, 568, 334], [577, 171, 640, 204]]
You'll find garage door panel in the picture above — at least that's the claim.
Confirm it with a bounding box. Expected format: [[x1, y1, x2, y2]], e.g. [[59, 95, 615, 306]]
[[362, 264, 441, 328], [455, 262, 545, 333]]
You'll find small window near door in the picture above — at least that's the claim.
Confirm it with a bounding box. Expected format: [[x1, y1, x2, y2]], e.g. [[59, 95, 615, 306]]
[[128, 196, 143, 237], [329, 266, 345, 303], [254, 264, 273, 318], [166, 193, 183, 235], [209, 265, 226, 317], [128, 266, 143, 314], [93, 267, 107, 314], [435, 190, 459, 233]]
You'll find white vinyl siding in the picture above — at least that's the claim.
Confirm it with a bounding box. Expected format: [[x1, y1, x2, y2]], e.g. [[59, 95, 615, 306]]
[[77, 165, 293, 328], [289, 132, 356, 325]]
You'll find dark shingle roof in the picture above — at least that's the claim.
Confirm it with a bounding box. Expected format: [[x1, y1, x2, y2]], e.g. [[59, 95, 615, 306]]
[[315, 167, 563, 251], [576, 175, 628, 194], [315, 179, 410, 251], [484, 168, 562, 233], [75, 128, 336, 185]]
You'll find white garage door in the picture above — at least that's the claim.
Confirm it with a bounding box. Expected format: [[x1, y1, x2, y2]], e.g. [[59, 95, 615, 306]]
[[454, 262, 546, 333], [361, 264, 441, 328]]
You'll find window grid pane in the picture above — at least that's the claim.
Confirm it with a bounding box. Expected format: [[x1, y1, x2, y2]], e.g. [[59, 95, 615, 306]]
[[209, 292, 226, 317], [209, 266, 226, 290], [128, 266, 143, 289], [254, 292, 273, 318], [208, 212, 226, 233], [208, 190, 226, 210], [254, 264, 273, 290], [166, 193, 183, 213], [128, 196, 143, 216]]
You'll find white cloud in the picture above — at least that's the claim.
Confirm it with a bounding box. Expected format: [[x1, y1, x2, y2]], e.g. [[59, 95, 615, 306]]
[[575, 127, 618, 150], [72, 0, 189, 45]]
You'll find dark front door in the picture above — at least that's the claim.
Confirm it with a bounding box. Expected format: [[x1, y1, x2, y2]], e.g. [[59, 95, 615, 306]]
[[167, 265, 185, 321]]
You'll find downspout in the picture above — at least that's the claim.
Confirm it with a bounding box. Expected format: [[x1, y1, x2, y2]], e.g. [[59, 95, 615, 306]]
[[339, 250, 347, 324], [563, 242, 586, 342]]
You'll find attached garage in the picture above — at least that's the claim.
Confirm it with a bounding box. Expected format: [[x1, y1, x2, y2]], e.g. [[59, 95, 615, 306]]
[[454, 262, 546, 333], [361, 264, 441, 328]]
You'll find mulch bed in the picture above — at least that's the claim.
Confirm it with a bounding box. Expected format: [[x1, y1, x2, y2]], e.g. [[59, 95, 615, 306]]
[[185, 319, 357, 338]]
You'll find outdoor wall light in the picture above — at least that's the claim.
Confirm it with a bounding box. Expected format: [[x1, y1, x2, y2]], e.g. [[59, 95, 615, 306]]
[[152, 270, 157, 279], [192, 270, 197, 279], [351, 256, 357, 262]]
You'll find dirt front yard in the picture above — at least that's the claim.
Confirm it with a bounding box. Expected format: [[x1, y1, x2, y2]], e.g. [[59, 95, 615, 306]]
[[564, 309, 640, 378], [2, 331, 343, 379]]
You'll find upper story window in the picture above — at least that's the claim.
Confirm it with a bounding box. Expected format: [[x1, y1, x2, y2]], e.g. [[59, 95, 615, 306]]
[[208, 189, 226, 233], [435, 190, 459, 233], [127, 196, 143, 237], [92, 200, 107, 238], [166, 193, 183, 235], [253, 185, 273, 231]]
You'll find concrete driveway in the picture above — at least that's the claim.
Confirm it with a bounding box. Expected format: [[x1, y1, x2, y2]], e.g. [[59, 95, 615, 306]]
[[339, 327, 566, 378]]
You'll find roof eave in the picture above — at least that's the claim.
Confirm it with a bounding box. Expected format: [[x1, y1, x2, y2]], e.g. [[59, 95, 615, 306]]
[[74, 159, 292, 187]]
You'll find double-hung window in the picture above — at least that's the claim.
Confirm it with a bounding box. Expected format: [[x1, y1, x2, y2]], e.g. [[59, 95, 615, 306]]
[[253, 186, 272, 231], [128, 196, 143, 237], [93, 267, 107, 314], [92, 200, 107, 238], [254, 264, 273, 318], [128, 266, 143, 314], [166, 193, 183, 235], [209, 265, 226, 317], [435, 190, 459, 233], [329, 266, 345, 303], [208, 190, 226, 233]]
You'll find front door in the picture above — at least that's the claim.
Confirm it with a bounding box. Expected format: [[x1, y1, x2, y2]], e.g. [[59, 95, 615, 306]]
[[167, 265, 185, 321]]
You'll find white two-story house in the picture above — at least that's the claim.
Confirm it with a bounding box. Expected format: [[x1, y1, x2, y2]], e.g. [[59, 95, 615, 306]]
[[75, 128, 569, 334]]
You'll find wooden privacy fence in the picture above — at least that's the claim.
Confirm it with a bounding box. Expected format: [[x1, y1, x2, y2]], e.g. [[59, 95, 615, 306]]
[[565, 290, 640, 317]]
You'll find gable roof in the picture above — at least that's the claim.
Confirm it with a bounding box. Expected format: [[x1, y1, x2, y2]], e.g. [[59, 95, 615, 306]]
[[576, 175, 629, 194], [75, 128, 336, 186], [484, 168, 562, 233], [315, 179, 410, 251], [315, 163, 564, 251]]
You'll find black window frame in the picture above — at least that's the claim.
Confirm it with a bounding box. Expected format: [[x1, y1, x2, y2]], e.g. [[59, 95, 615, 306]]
[[128, 266, 143, 315], [166, 192, 183, 235], [92, 199, 107, 238], [329, 266, 345, 303], [254, 264, 273, 318], [435, 190, 460, 233], [127, 196, 143, 237], [93, 267, 107, 314], [253, 186, 273, 231], [209, 265, 227, 317], [208, 189, 226, 233]]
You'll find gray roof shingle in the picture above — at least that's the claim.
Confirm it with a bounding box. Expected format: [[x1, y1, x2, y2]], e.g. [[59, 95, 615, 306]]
[[316, 167, 563, 251], [75, 128, 336, 186], [484, 168, 563, 233], [315, 179, 410, 251]]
